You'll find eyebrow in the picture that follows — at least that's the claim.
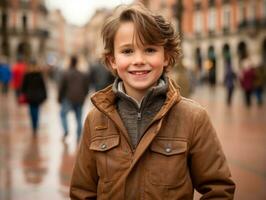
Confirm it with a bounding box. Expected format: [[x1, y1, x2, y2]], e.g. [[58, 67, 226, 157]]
[[118, 43, 134, 49], [117, 42, 159, 50]]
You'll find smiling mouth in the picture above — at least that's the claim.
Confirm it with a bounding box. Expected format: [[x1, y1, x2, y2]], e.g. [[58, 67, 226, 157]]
[[129, 70, 151, 75]]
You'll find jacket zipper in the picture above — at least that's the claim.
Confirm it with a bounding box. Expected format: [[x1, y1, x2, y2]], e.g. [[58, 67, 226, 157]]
[[137, 112, 141, 120]]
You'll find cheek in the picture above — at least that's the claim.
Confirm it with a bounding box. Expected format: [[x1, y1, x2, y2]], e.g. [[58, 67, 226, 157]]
[[150, 56, 166, 68], [115, 55, 130, 70]]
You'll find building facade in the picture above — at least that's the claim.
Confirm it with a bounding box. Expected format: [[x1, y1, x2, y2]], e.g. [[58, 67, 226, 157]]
[[139, 0, 266, 83], [0, 0, 49, 62], [181, 0, 266, 83]]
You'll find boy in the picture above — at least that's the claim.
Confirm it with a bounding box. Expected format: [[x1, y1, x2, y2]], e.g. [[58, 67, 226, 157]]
[[70, 3, 235, 199]]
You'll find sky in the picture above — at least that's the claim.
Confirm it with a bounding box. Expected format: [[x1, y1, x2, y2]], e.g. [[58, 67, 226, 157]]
[[45, 0, 133, 26]]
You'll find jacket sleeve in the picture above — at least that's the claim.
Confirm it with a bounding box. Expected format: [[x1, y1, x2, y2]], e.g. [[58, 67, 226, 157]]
[[70, 113, 98, 200], [189, 108, 235, 199]]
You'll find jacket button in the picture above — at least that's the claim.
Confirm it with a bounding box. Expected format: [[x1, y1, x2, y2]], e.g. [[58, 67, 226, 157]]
[[165, 147, 171, 153], [101, 143, 107, 149]]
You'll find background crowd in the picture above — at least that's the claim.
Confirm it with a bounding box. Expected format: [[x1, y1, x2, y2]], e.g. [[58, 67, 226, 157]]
[[0, 53, 265, 143]]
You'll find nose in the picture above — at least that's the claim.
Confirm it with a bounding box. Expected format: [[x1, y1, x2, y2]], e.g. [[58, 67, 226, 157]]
[[132, 51, 146, 66]]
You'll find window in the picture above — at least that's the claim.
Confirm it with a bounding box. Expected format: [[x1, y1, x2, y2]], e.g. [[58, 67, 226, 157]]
[[248, 1, 256, 21], [208, 8, 216, 32], [223, 5, 231, 30], [194, 11, 202, 34], [238, 1, 246, 24]]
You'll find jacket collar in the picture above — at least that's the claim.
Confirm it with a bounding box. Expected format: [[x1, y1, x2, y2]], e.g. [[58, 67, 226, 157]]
[[113, 74, 169, 109], [91, 75, 181, 121], [90, 75, 181, 153]]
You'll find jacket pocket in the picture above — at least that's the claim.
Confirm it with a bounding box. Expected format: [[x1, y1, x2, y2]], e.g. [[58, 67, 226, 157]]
[[147, 138, 188, 187], [89, 135, 129, 182], [90, 135, 119, 152]]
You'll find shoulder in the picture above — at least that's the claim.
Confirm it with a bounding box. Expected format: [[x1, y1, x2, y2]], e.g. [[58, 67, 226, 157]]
[[170, 97, 210, 127], [84, 107, 108, 127], [82, 106, 109, 140], [175, 97, 206, 115]]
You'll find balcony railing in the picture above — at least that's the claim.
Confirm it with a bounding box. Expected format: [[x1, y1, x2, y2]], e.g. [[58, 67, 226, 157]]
[[222, 27, 230, 34], [238, 18, 266, 30], [1, 27, 49, 38]]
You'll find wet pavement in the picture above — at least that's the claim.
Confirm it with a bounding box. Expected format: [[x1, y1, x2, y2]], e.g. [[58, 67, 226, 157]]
[[0, 82, 265, 200]]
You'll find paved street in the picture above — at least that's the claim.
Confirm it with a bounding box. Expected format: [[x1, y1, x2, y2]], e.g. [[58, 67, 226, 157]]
[[0, 81, 265, 200]]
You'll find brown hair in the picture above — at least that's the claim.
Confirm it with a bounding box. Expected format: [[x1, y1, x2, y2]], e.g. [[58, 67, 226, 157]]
[[101, 3, 181, 74]]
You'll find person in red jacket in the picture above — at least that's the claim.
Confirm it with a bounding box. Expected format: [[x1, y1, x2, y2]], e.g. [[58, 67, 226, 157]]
[[239, 56, 255, 107], [11, 56, 26, 102]]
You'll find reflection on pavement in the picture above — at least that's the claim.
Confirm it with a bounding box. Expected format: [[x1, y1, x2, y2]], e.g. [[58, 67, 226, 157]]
[[22, 138, 47, 185]]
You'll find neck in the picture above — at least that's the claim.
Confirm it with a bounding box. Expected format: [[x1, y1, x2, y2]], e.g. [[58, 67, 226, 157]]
[[125, 89, 146, 104]]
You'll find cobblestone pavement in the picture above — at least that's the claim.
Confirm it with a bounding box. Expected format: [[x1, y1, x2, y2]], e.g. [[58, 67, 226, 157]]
[[0, 82, 265, 200]]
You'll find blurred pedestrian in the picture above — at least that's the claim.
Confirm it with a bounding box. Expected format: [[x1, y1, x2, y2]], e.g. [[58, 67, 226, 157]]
[[70, 4, 235, 199], [0, 56, 12, 95], [89, 58, 114, 92], [58, 55, 89, 142], [208, 58, 216, 87], [253, 64, 265, 106], [21, 59, 47, 137], [224, 63, 237, 106], [11, 56, 26, 102], [175, 61, 192, 97], [239, 56, 255, 107]]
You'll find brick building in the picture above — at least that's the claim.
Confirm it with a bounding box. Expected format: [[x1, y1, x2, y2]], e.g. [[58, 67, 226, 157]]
[[0, 0, 49, 62], [181, 0, 266, 83], [140, 0, 266, 83]]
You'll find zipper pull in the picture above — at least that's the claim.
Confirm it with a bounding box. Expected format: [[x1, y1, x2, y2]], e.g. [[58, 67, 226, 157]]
[[137, 112, 141, 120]]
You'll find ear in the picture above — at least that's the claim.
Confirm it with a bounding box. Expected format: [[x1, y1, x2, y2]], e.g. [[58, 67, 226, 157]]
[[108, 55, 117, 70], [163, 54, 169, 67]]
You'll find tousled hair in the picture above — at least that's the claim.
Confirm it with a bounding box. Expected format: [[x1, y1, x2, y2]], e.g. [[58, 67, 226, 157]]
[[101, 3, 181, 75]]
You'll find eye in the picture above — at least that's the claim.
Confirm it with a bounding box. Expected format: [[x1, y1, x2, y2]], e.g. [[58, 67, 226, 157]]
[[145, 47, 157, 54], [121, 48, 133, 55]]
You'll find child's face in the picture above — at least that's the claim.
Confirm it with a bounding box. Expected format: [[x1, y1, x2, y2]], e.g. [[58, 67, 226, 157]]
[[109, 22, 168, 99]]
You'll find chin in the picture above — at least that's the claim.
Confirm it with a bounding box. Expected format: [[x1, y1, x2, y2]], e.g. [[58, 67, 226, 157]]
[[133, 84, 153, 91]]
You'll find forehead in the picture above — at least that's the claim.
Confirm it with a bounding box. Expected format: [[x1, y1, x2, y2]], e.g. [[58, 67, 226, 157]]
[[114, 21, 160, 49], [114, 22, 136, 46]]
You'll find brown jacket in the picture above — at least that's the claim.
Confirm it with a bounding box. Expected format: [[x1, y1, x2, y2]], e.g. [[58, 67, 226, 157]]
[[70, 79, 235, 200]]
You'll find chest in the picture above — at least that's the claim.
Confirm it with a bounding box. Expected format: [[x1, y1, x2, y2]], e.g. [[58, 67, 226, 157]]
[[89, 112, 192, 187]]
